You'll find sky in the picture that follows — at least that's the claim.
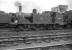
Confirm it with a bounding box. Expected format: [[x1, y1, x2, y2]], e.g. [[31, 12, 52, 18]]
[[0, 0, 69, 13], [67, 0, 72, 10]]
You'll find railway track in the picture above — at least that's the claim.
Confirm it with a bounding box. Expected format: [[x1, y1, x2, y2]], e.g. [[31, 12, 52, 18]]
[[18, 44, 71, 50], [0, 30, 71, 46], [0, 29, 72, 50]]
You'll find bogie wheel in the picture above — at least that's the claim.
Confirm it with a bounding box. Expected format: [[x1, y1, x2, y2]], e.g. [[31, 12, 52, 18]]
[[18, 25, 25, 31], [28, 25, 36, 31], [15, 25, 24, 31], [66, 24, 72, 29], [54, 24, 59, 30]]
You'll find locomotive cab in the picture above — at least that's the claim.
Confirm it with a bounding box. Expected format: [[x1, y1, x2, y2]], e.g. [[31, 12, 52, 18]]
[[9, 13, 18, 25]]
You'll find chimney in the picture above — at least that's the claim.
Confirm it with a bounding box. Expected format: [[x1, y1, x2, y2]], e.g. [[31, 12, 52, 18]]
[[32, 9, 37, 14], [19, 5, 22, 12]]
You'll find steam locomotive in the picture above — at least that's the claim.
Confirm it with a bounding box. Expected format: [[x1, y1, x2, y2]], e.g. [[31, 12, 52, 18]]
[[0, 9, 72, 31]]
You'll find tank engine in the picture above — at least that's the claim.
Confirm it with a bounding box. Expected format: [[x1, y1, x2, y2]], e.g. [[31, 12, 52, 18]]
[[0, 9, 72, 31]]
